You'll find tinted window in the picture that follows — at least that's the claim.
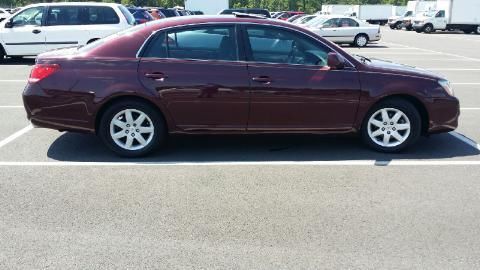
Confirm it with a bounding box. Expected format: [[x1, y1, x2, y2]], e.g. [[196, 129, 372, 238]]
[[12, 6, 44, 27], [143, 32, 167, 58], [160, 9, 177, 17], [164, 26, 238, 61], [85, 6, 119, 24], [436, 10, 445, 17], [246, 26, 330, 66], [46, 6, 119, 26]]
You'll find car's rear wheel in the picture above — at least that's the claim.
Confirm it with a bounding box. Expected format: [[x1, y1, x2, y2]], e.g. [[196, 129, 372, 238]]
[[395, 22, 403, 30], [475, 25, 480, 34], [361, 98, 421, 153], [99, 100, 166, 157], [354, 34, 369, 47]]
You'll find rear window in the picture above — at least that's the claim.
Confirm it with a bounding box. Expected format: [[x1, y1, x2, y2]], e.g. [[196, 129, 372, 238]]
[[159, 9, 177, 17], [46, 5, 120, 25]]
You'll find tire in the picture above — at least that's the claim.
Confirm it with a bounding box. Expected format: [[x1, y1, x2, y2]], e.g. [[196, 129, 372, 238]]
[[406, 25, 413, 31], [475, 25, 480, 34], [354, 34, 369, 47], [395, 22, 403, 30], [423, 24, 434, 34], [463, 29, 472, 34], [361, 98, 421, 153], [389, 25, 395, 30], [98, 100, 166, 157]]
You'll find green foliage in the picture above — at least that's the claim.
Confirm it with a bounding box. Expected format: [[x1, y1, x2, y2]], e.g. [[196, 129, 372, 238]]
[[1, 0, 409, 12]]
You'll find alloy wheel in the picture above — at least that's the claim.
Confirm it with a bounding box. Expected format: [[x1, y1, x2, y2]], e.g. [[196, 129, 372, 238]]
[[367, 108, 411, 148], [356, 35, 368, 47], [109, 109, 155, 151]]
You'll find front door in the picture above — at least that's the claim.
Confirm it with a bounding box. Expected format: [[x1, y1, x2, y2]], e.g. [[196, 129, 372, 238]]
[[243, 25, 361, 131], [138, 25, 250, 132], [1, 6, 46, 56]]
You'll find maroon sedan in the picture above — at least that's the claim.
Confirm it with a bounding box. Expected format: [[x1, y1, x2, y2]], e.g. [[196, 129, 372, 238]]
[[23, 15, 459, 157]]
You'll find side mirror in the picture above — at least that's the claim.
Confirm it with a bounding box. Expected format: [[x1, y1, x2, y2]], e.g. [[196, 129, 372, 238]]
[[327, 52, 345, 70], [4, 19, 13, 28]]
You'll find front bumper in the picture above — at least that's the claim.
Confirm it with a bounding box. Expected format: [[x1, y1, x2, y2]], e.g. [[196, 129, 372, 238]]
[[427, 96, 460, 134]]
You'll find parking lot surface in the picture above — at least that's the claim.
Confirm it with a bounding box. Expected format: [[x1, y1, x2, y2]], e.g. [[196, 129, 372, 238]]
[[1, 28, 480, 269]]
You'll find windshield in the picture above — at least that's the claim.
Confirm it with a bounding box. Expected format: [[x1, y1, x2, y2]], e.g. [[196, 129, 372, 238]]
[[404, 11, 412, 17]]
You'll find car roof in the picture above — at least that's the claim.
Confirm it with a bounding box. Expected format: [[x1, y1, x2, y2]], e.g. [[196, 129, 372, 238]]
[[137, 15, 301, 34], [24, 2, 120, 8]]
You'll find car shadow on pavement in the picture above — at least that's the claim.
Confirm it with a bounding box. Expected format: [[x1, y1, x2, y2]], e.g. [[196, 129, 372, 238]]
[[46, 132, 480, 163]]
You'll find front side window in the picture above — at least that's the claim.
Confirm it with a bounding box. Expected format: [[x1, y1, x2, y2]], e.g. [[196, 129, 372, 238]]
[[436, 10, 445, 18], [151, 26, 238, 61], [322, 18, 339, 28], [11, 6, 44, 27], [246, 26, 330, 66]]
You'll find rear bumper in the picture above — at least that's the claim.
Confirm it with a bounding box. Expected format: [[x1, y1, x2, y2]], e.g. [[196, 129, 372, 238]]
[[23, 83, 96, 133]]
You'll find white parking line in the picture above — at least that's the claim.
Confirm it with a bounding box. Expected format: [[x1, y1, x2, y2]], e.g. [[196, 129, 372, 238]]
[[426, 68, 480, 71], [0, 80, 26, 83], [381, 41, 480, 62], [0, 106, 23, 109], [0, 125, 33, 149]]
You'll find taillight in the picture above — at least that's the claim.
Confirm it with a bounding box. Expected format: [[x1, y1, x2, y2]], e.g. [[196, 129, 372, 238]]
[[28, 64, 60, 83]]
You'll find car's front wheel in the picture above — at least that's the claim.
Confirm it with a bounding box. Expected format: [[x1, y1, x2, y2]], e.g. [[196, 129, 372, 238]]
[[99, 100, 166, 157], [361, 99, 421, 153]]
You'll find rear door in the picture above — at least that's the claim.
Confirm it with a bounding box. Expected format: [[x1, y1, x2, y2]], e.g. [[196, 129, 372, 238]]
[[1, 6, 46, 56], [138, 25, 250, 132]]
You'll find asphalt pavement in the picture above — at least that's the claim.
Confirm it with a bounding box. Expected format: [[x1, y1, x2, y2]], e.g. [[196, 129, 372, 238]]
[[1, 27, 480, 269]]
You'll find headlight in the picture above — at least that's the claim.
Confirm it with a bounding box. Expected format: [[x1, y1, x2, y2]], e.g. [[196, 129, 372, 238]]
[[439, 79, 454, 96]]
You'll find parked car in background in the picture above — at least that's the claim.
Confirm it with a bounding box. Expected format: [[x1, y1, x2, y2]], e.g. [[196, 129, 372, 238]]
[[219, 8, 271, 18], [157, 8, 179, 17], [292, 14, 317, 25], [307, 15, 381, 47], [275, 11, 305, 20], [128, 7, 156, 24], [0, 2, 134, 58], [413, 0, 480, 34], [402, 0, 437, 30], [191, 11, 204, 15], [389, 10, 413, 29], [287, 14, 306, 23], [22, 15, 459, 157], [0, 8, 10, 22]]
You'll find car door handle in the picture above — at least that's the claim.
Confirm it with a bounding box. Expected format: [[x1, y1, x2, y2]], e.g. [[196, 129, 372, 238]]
[[252, 76, 272, 84], [145, 72, 168, 81], [32, 29, 41, 34]]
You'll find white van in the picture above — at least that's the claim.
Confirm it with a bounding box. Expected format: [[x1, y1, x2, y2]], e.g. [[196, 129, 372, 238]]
[[0, 2, 134, 58]]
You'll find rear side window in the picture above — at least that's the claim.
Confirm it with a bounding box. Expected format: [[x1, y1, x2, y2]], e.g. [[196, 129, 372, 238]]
[[46, 6, 120, 25], [143, 26, 238, 61], [339, 18, 359, 27]]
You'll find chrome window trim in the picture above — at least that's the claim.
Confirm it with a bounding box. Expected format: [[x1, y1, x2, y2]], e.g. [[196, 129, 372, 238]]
[[136, 21, 357, 69]]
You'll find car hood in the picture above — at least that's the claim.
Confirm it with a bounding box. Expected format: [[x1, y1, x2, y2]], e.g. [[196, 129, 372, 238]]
[[365, 58, 444, 80]]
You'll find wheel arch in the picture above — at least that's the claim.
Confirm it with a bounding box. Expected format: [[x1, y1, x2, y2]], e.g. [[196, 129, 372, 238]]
[[362, 94, 429, 135], [0, 43, 6, 56], [94, 95, 169, 134]]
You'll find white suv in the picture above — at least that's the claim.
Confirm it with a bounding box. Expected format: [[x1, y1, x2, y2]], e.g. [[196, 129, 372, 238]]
[[0, 2, 134, 58]]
